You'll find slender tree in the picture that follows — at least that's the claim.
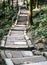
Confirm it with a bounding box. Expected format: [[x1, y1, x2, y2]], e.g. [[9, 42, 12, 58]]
[[2, 0, 5, 11], [12, 0, 13, 9], [16, 0, 19, 13], [36, 0, 38, 9], [23, 0, 25, 5], [28, 0, 33, 27], [8, 0, 10, 9], [26, 0, 28, 9]]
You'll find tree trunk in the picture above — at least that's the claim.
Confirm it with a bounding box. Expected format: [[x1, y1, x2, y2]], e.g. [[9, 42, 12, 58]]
[[8, 0, 10, 9], [2, 0, 5, 11], [36, 0, 38, 9], [23, 0, 25, 5], [27, 0, 28, 9], [16, 0, 19, 13], [28, 0, 33, 26], [12, 0, 13, 9]]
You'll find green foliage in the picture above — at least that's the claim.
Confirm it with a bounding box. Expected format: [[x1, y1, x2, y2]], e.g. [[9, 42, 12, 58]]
[[45, 40, 47, 45], [33, 9, 47, 25], [0, 29, 4, 40], [0, 1, 18, 40], [32, 7, 47, 45]]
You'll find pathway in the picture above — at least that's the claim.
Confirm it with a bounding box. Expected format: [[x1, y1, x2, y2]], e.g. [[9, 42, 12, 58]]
[[1, 4, 47, 65], [1, 6, 34, 49]]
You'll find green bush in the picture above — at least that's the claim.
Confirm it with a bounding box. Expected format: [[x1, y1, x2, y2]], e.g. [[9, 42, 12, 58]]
[[0, 29, 4, 40], [31, 7, 47, 44]]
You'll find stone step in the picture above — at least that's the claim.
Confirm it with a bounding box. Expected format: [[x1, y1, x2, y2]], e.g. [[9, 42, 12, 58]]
[[14, 41, 26, 45], [18, 16, 28, 22], [17, 21, 27, 25], [7, 34, 25, 41], [6, 38, 26, 42], [5, 38, 28, 48], [12, 25, 26, 28], [8, 34, 24, 37], [6, 41, 27, 45], [11, 31, 24, 34], [11, 26, 26, 31], [20, 10, 28, 14], [10, 35, 25, 39], [8, 35, 24, 37], [11, 56, 46, 65], [10, 31, 24, 36], [5, 51, 23, 58], [16, 25, 26, 27], [20, 4, 27, 8], [21, 51, 33, 57], [19, 14, 28, 16], [5, 41, 34, 49], [4, 45, 28, 49], [7, 35, 25, 40], [4, 50, 33, 58], [22, 61, 47, 65]]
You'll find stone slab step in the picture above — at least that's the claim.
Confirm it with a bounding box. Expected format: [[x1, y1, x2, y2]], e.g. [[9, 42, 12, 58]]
[[10, 35, 24, 37], [11, 29, 26, 31], [11, 31, 24, 34], [5, 41, 34, 49], [12, 26, 26, 28], [20, 10, 28, 14], [22, 61, 47, 65], [19, 14, 28, 16], [11, 26, 26, 31], [6, 38, 25, 41], [4, 37, 26, 41], [17, 22, 27, 25], [20, 5, 27, 8], [4, 50, 33, 58], [4, 44, 34, 49], [21, 51, 33, 57], [18, 16, 28, 22], [14, 41, 26, 45], [6, 39, 27, 45], [8, 35, 25, 39], [4, 45, 28, 49], [6, 41, 27, 45], [11, 56, 46, 64], [5, 50, 23, 58], [7, 36, 24, 39], [7, 36, 25, 41], [16, 25, 26, 27]]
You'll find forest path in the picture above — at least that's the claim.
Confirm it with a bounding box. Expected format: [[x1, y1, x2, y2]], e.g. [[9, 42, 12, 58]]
[[1, 4, 47, 65]]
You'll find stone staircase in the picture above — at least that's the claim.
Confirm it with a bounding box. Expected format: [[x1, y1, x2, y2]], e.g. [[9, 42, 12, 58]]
[[1, 4, 47, 65]]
